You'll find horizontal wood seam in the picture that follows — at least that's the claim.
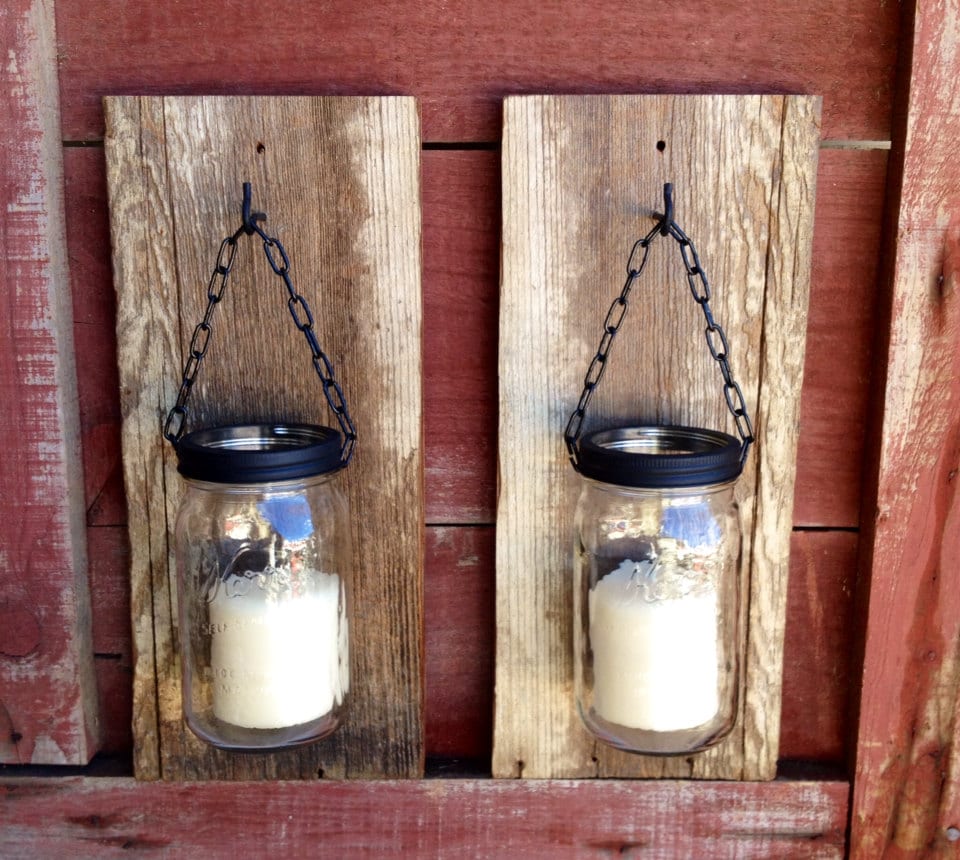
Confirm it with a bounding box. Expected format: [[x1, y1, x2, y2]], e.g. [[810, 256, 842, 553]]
[[62, 138, 893, 149]]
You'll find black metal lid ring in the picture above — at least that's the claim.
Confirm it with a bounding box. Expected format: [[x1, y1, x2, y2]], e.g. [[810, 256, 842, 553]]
[[575, 425, 743, 489], [175, 423, 343, 484]]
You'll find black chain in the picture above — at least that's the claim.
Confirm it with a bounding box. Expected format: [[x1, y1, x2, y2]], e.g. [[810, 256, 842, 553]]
[[565, 183, 754, 470], [563, 221, 660, 458], [163, 183, 357, 466]]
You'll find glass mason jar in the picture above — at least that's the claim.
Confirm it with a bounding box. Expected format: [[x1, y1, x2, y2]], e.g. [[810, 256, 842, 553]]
[[573, 426, 742, 755], [174, 424, 351, 752]]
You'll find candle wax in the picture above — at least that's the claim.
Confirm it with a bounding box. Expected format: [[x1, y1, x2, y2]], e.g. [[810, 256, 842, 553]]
[[208, 570, 347, 730], [589, 560, 719, 732]]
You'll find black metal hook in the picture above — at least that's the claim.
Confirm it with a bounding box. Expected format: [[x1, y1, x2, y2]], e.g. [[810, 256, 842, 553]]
[[658, 182, 673, 236], [241, 182, 266, 235]]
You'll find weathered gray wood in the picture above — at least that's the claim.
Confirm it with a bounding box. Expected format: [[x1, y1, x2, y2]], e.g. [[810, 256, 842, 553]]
[[494, 94, 820, 780], [0, 0, 99, 764], [104, 95, 423, 780]]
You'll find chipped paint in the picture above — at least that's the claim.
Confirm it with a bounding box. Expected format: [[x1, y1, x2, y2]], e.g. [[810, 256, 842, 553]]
[[0, 0, 99, 764]]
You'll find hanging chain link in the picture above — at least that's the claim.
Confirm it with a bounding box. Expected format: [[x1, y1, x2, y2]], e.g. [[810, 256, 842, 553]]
[[163, 184, 357, 466], [163, 232, 240, 444], [563, 221, 660, 458], [565, 184, 755, 470], [667, 218, 754, 463]]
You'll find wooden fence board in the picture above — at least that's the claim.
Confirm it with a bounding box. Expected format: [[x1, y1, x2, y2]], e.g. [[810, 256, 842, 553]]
[[494, 94, 820, 780], [104, 95, 424, 780], [851, 3, 960, 851], [0, 775, 849, 858], [54, 0, 897, 143], [85, 527, 132, 756], [8, 0, 959, 854], [0, 0, 100, 765], [422, 150, 500, 524], [794, 148, 888, 527], [779, 531, 859, 762], [63, 147, 125, 528], [93, 656, 133, 755], [424, 526, 495, 760]]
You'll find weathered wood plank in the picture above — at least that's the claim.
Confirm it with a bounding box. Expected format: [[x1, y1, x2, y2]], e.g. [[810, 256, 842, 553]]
[[424, 526, 495, 759], [63, 147, 125, 528], [85, 526, 129, 658], [794, 148, 888, 528], [105, 94, 177, 783], [741, 95, 822, 773], [494, 94, 820, 780], [104, 95, 424, 780], [0, 775, 849, 858], [422, 150, 500, 524], [851, 3, 960, 851], [54, 0, 897, 143], [93, 656, 132, 755], [0, 0, 100, 765], [779, 531, 858, 762]]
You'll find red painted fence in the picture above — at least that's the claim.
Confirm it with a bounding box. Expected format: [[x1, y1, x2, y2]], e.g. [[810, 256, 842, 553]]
[[2, 0, 959, 855]]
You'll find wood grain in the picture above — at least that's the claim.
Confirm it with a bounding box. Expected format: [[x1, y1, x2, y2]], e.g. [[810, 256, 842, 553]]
[[0, 0, 100, 765], [851, 0, 960, 852], [63, 147, 126, 528], [85, 525, 133, 755], [93, 655, 133, 755], [0, 775, 849, 858], [422, 150, 501, 524], [779, 531, 859, 763], [104, 95, 423, 780], [794, 148, 888, 527], [424, 526, 495, 759], [741, 95, 822, 774], [54, 0, 898, 143], [494, 94, 820, 780]]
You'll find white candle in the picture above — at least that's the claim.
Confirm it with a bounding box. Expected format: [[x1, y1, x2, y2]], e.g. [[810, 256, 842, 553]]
[[207, 570, 348, 730], [589, 559, 719, 731]]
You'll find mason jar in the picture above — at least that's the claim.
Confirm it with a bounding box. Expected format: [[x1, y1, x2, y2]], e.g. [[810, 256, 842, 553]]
[[174, 423, 351, 752], [573, 425, 742, 755]]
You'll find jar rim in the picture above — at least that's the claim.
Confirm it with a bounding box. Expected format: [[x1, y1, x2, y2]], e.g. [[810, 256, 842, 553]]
[[175, 423, 343, 483], [575, 425, 743, 489]]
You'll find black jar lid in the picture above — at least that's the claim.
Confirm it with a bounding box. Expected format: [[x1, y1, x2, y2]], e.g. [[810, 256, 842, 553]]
[[175, 423, 343, 483], [576, 425, 743, 489]]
